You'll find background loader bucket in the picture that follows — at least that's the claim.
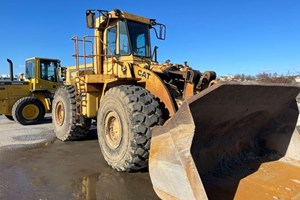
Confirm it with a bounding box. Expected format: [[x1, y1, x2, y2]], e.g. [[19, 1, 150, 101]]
[[149, 82, 300, 200]]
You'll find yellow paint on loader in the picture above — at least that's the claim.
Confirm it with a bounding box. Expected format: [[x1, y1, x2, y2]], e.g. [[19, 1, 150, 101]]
[[52, 9, 300, 199]]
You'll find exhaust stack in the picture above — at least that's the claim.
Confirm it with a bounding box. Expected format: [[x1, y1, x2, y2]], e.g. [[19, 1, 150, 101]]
[[6, 59, 14, 81]]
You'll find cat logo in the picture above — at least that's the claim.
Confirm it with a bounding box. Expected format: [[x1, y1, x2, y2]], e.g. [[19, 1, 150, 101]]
[[137, 70, 151, 79]]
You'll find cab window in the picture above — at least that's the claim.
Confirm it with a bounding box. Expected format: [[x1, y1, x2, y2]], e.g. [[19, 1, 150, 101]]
[[25, 60, 35, 79], [119, 21, 130, 55], [127, 20, 150, 57], [106, 26, 117, 56], [40, 59, 58, 82]]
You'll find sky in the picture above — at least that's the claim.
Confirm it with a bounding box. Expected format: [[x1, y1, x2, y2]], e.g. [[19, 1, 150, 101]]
[[0, 0, 299, 76]]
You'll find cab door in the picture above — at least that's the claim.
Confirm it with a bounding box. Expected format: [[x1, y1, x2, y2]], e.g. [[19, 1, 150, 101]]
[[35, 58, 62, 93], [103, 22, 118, 75], [103, 20, 132, 77]]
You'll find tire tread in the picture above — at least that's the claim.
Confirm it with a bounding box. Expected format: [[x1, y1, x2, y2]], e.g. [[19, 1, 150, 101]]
[[101, 85, 163, 171], [53, 85, 91, 141]]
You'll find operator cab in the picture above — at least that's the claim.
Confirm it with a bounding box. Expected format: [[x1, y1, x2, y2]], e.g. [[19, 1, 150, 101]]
[[86, 9, 166, 62], [106, 20, 151, 58], [25, 58, 61, 82]]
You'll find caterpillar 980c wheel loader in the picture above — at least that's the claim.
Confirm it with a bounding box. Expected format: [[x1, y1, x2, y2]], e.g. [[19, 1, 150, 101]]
[[52, 9, 300, 199], [0, 57, 63, 125]]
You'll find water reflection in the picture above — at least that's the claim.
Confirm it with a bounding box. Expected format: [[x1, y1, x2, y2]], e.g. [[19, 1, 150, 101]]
[[73, 170, 158, 200]]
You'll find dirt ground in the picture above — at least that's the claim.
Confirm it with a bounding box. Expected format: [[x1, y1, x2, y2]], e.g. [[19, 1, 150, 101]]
[[0, 128, 158, 200], [0, 93, 299, 200]]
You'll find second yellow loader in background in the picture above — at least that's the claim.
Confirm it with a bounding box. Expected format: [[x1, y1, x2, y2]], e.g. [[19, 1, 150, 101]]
[[0, 57, 62, 124]]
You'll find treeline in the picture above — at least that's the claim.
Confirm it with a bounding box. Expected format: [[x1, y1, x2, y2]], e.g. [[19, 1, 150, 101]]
[[233, 72, 299, 84]]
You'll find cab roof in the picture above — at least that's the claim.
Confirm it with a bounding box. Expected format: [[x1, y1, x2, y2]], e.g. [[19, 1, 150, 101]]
[[96, 9, 155, 27], [25, 57, 60, 61]]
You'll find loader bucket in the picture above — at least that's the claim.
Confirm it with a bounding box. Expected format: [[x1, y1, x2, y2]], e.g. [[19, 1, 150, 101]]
[[149, 82, 300, 200]]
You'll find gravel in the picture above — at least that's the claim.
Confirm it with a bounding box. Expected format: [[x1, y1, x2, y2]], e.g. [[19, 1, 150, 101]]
[[0, 114, 56, 152]]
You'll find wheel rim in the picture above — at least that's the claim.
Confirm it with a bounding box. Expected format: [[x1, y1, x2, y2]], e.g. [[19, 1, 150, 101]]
[[22, 104, 40, 120], [55, 101, 65, 126], [104, 111, 122, 149]]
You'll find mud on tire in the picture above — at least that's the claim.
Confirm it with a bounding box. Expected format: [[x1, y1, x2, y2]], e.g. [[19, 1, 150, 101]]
[[97, 85, 163, 171], [12, 96, 45, 125], [52, 85, 91, 141]]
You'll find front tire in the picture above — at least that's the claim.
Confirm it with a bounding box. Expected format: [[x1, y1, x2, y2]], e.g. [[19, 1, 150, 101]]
[[12, 97, 45, 125], [97, 85, 163, 171], [52, 85, 91, 141]]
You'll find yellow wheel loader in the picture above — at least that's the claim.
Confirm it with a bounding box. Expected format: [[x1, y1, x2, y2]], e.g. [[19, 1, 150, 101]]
[[0, 57, 63, 125], [52, 9, 300, 199]]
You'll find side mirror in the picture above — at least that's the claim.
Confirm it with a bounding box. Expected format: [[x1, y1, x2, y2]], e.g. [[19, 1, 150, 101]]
[[157, 24, 166, 40], [86, 9, 109, 29], [151, 21, 166, 40], [86, 11, 95, 29]]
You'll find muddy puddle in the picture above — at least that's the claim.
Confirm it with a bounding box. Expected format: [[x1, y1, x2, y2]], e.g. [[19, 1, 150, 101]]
[[0, 136, 158, 200]]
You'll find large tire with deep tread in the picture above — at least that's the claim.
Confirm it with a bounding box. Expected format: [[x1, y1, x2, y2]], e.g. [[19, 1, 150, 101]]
[[12, 96, 45, 125], [52, 85, 91, 141], [97, 85, 163, 172]]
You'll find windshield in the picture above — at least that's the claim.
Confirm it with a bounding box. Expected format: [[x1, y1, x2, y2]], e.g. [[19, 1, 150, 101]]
[[127, 20, 151, 58]]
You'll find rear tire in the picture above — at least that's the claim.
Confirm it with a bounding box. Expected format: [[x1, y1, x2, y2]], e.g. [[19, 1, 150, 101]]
[[12, 97, 45, 125], [97, 85, 163, 171], [52, 85, 91, 141]]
